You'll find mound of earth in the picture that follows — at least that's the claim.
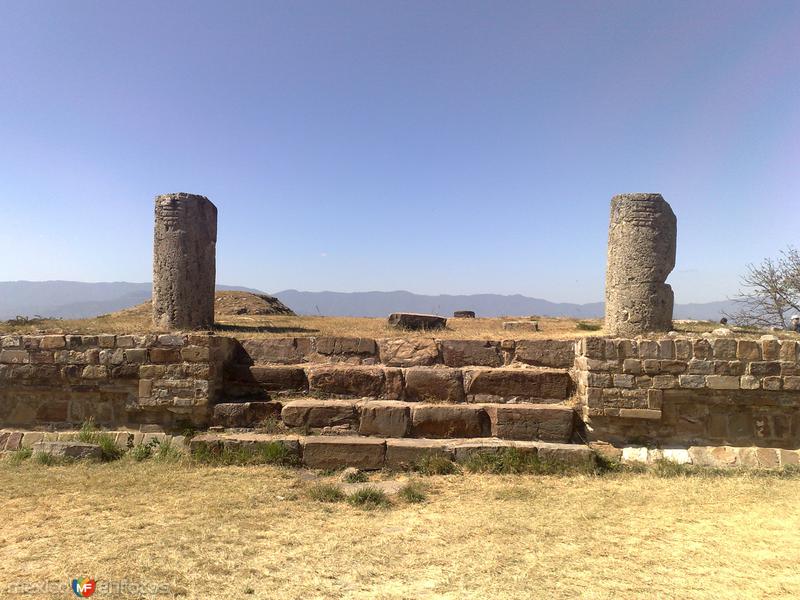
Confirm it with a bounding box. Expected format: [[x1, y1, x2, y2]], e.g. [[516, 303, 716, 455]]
[[109, 291, 295, 320], [214, 291, 295, 316]]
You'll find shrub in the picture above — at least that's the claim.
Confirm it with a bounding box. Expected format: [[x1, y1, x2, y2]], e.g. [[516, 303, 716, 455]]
[[192, 442, 299, 466], [576, 322, 601, 331], [77, 419, 123, 461], [131, 442, 155, 462], [307, 483, 346, 503], [347, 487, 390, 509], [33, 451, 71, 466], [398, 481, 427, 504], [7, 447, 32, 464]]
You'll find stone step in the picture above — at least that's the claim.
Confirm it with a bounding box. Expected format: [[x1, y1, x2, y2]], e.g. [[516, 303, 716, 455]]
[[234, 337, 576, 368], [223, 364, 572, 403], [212, 399, 577, 443], [189, 433, 595, 471]]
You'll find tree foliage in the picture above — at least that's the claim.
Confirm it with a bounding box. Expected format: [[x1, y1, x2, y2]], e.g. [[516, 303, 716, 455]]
[[727, 247, 800, 328]]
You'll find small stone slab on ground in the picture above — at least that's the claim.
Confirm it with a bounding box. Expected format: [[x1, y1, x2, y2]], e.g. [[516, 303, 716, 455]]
[[32, 441, 101, 460], [387, 313, 447, 330]]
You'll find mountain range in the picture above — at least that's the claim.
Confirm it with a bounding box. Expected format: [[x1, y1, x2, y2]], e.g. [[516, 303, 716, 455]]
[[0, 281, 736, 321]]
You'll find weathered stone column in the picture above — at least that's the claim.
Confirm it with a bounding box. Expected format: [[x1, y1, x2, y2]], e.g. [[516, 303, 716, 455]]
[[605, 193, 676, 335], [152, 193, 217, 330]]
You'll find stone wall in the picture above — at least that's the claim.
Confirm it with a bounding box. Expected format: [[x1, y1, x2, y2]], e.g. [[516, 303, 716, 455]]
[[0, 333, 235, 429], [232, 336, 576, 369], [575, 335, 800, 448]]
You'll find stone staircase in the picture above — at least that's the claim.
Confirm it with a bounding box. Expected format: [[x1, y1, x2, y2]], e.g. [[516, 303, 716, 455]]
[[200, 336, 595, 470]]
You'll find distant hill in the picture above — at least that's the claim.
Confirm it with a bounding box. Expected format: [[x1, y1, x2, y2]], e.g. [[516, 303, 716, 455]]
[[0, 281, 263, 320], [0, 281, 736, 321], [271, 290, 736, 321]]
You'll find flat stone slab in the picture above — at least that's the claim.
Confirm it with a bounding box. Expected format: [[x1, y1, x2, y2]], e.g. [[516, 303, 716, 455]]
[[301, 436, 386, 470], [189, 433, 301, 456], [410, 405, 491, 438], [463, 368, 571, 402], [385, 438, 454, 470], [32, 440, 101, 459], [447, 439, 594, 468], [359, 401, 410, 437], [213, 401, 282, 428], [482, 404, 574, 443], [187, 432, 595, 471], [502, 321, 539, 332], [281, 399, 359, 429], [620, 445, 800, 469], [387, 313, 447, 330]]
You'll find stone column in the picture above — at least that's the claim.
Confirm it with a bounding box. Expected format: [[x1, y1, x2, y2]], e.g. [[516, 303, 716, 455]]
[[605, 193, 676, 336], [152, 193, 217, 330]]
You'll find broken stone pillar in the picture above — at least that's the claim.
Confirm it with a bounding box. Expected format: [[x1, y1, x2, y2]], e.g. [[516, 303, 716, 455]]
[[605, 193, 676, 336], [152, 193, 217, 330]]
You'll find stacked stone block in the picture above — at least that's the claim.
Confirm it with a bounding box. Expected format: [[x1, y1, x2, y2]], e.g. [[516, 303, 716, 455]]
[[575, 335, 800, 447], [0, 333, 232, 428]]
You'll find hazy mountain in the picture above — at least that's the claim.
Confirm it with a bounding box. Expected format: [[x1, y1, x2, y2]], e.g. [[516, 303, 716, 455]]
[[0, 281, 262, 320], [273, 289, 736, 321], [0, 281, 736, 321]]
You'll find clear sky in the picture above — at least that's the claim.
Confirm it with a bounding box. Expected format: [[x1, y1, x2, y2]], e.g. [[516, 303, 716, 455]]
[[1, 1, 798, 303]]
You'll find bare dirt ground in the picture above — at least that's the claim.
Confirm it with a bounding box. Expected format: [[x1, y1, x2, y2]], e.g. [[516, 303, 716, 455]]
[[1, 460, 799, 599]]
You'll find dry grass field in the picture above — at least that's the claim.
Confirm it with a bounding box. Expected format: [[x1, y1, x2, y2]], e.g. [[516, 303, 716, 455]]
[[1, 458, 799, 599], [0, 297, 766, 341]]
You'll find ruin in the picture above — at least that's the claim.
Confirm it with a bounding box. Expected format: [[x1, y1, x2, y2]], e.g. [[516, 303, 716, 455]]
[[152, 193, 218, 330], [3, 191, 800, 470], [605, 193, 676, 336]]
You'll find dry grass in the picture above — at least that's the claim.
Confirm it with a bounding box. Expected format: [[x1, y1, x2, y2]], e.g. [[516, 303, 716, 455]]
[[1, 460, 799, 599], [2, 308, 774, 341]]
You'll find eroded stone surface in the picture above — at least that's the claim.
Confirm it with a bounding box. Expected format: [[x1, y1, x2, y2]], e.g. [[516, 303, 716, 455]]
[[152, 193, 217, 330], [404, 367, 465, 403], [301, 436, 386, 470], [359, 401, 410, 437], [605, 193, 676, 335], [387, 313, 447, 330], [410, 405, 490, 438]]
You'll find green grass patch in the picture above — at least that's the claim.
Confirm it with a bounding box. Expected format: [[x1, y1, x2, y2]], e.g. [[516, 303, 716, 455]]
[[412, 454, 461, 476], [307, 483, 346, 503], [77, 419, 124, 461], [576, 321, 601, 331], [347, 486, 391, 509], [7, 447, 32, 465], [462, 448, 576, 475], [398, 481, 428, 504]]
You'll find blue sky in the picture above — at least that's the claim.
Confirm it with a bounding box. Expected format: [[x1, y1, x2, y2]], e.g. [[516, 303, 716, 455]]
[[1, 1, 798, 303]]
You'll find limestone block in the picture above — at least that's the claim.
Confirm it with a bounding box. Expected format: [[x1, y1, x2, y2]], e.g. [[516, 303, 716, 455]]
[[306, 365, 385, 397], [403, 367, 465, 403], [378, 338, 440, 367], [513, 339, 575, 368], [387, 313, 446, 330], [410, 405, 490, 438], [358, 401, 410, 437], [281, 399, 359, 428], [440, 340, 502, 368], [301, 437, 386, 470]]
